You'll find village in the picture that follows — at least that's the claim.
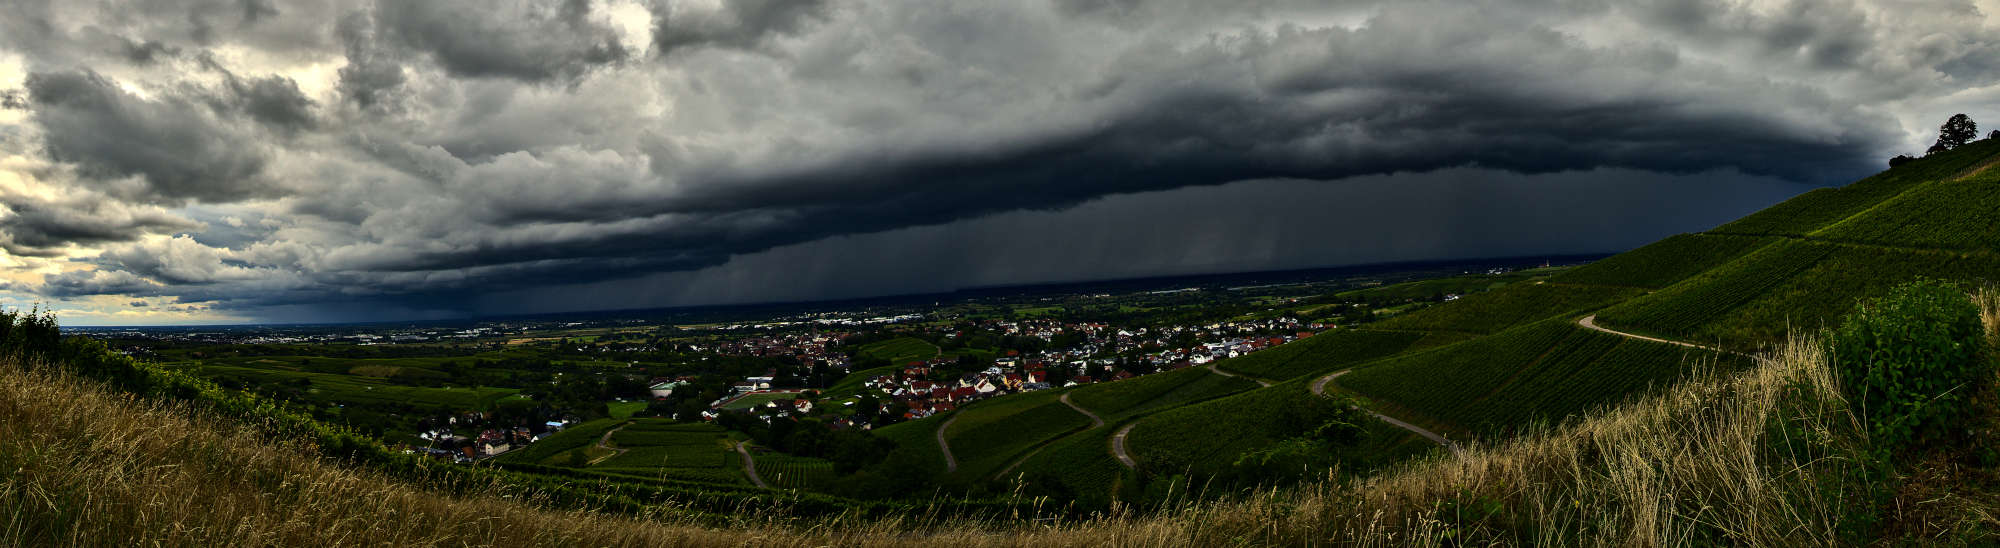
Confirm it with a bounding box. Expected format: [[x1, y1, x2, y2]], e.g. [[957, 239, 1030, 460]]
[[694, 315, 1325, 425]]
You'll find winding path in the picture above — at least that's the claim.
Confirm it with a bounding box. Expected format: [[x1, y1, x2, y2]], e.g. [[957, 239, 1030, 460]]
[[936, 414, 960, 473], [1207, 362, 1272, 387], [1060, 393, 1105, 428], [1577, 315, 1730, 354], [584, 423, 631, 466], [1110, 424, 1138, 469], [1312, 370, 1463, 457], [735, 441, 770, 489]]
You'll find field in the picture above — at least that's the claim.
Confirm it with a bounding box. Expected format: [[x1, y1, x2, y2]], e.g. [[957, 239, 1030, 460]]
[[822, 364, 900, 399], [755, 452, 839, 490], [856, 338, 940, 365], [494, 418, 625, 465], [871, 413, 953, 479], [1211, 329, 1443, 382], [1333, 319, 1746, 435], [588, 420, 744, 484], [194, 364, 516, 410], [940, 389, 1092, 480], [1551, 233, 1778, 289], [1067, 366, 1259, 421], [1368, 282, 1642, 335], [1333, 272, 1535, 302]]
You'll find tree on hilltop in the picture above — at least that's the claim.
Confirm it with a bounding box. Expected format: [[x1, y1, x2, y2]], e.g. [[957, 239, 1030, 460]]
[[1990, 129, 2000, 140], [1935, 114, 1977, 150], [1889, 154, 1916, 167]]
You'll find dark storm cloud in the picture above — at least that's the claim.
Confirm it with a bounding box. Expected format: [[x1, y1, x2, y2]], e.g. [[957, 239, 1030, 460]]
[[24, 70, 277, 204], [651, 0, 829, 54], [370, 0, 629, 81], [224, 74, 316, 132], [7, 0, 2000, 322], [0, 195, 199, 257]]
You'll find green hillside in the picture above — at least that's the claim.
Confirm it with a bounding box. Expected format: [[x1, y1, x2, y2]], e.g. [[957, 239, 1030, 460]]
[[968, 139, 2000, 495]]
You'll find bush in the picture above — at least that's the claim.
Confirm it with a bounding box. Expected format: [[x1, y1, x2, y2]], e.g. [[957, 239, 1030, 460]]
[[1829, 280, 1990, 450]]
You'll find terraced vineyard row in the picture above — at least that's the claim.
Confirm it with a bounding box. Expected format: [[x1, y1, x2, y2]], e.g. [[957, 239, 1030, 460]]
[[941, 390, 1092, 480], [1815, 180, 2000, 253], [1213, 329, 1439, 382], [1593, 239, 1832, 340], [1370, 282, 1642, 335], [1551, 233, 1776, 289], [1335, 319, 1739, 435]]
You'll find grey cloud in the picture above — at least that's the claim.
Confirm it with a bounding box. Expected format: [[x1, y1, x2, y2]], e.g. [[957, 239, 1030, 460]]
[[0, 194, 201, 257], [129, 300, 148, 307], [651, 0, 828, 54], [8, 0, 2000, 322], [25, 70, 277, 204], [227, 75, 316, 132], [369, 0, 628, 81]]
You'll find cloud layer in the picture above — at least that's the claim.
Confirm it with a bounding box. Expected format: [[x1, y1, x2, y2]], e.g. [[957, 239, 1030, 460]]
[[2, 0, 1998, 323]]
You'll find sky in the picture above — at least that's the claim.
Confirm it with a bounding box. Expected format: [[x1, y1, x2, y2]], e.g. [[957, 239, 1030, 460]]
[[2, 0, 2000, 325]]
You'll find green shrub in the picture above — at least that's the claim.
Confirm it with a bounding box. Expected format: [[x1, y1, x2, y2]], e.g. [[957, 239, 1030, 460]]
[[1829, 280, 1990, 450]]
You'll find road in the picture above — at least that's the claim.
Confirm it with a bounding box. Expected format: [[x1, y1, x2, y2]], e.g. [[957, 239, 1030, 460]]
[[936, 414, 960, 473], [1312, 370, 1463, 457], [735, 441, 770, 489], [1207, 362, 1272, 387], [1110, 424, 1138, 468]]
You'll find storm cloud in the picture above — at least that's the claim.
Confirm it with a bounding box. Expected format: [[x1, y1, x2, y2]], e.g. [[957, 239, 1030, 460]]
[[1, 0, 1998, 323]]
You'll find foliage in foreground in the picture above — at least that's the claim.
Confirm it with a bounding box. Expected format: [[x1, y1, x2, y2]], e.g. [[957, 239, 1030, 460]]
[[10, 288, 2000, 545]]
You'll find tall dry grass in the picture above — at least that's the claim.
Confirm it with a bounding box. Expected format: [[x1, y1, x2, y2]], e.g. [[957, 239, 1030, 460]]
[[2, 319, 1980, 546]]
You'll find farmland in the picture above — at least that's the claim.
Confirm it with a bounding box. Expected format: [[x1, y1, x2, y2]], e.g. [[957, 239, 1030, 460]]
[[1369, 282, 1642, 335], [939, 389, 1093, 481], [854, 337, 939, 365], [1212, 328, 1446, 382]]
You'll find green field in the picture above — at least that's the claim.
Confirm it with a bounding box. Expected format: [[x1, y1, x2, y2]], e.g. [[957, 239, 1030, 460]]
[[1369, 282, 1643, 335], [194, 364, 517, 410], [940, 389, 1092, 481], [1211, 329, 1452, 382], [856, 337, 940, 365]]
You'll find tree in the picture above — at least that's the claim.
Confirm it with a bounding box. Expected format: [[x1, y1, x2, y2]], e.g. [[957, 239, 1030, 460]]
[[1935, 113, 1978, 150], [1889, 154, 1917, 168], [1990, 129, 2000, 140]]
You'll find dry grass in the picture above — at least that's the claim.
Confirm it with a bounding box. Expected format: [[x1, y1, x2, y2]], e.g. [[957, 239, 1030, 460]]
[[0, 323, 1976, 546]]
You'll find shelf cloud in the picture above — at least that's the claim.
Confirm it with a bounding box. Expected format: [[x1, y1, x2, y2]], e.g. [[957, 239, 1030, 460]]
[[1, 0, 1996, 323]]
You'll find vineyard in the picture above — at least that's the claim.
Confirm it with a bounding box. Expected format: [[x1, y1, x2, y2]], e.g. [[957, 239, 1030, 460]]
[[1333, 319, 1740, 435], [1815, 180, 2000, 252], [1711, 139, 2000, 236], [1550, 233, 1776, 289], [488, 418, 618, 465], [1370, 282, 1641, 335], [1591, 239, 1833, 343], [940, 389, 1092, 480], [870, 413, 952, 478], [755, 453, 839, 490], [1012, 426, 1129, 506], [1212, 329, 1443, 381], [855, 337, 940, 365]]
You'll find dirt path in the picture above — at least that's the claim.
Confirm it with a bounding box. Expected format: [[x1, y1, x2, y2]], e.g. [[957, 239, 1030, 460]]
[[936, 414, 960, 474], [1059, 393, 1104, 428], [1110, 423, 1138, 469], [1312, 370, 1462, 457], [584, 423, 631, 466], [1207, 362, 1272, 387], [1576, 315, 1734, 354], [735, 441, 769, 489]]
